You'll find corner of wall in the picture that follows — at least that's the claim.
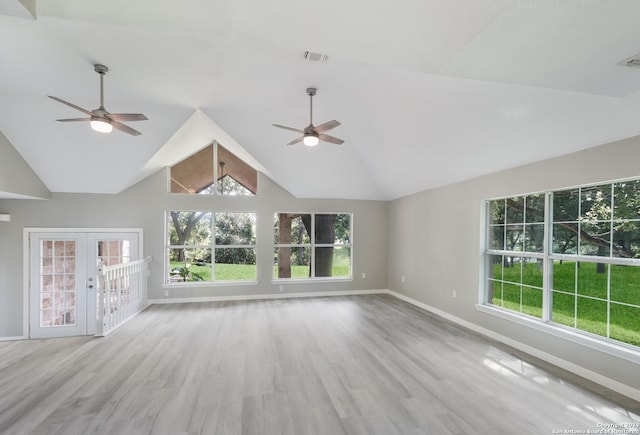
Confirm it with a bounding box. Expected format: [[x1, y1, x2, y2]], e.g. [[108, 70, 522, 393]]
[[0, 131, 50, 199]]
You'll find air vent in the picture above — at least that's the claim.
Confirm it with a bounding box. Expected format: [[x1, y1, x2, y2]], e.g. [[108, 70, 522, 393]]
[[618, 53, 640, 69], [304, 51, 328, 62]]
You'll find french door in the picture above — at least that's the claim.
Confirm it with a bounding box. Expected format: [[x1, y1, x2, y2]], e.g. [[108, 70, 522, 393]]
[[29, 231, 139, 338]]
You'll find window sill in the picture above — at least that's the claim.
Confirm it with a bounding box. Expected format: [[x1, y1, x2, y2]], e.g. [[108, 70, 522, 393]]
[[163, 280, 258, 289], [271, 277, 354, 285], [475, 304, 640, 364]]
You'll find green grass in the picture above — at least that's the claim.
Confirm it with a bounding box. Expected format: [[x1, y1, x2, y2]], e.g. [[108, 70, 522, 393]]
[[273, 247, 352, 278], [215, 264, 256, 280], [272, 264, 351, 279], [169, 262, 256, 281], [491, 260, 640, 346], [169, 261, 350, 281]]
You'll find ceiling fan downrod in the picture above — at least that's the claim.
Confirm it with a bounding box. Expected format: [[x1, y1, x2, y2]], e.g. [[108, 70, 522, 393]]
[[94, 64, 109, 110]]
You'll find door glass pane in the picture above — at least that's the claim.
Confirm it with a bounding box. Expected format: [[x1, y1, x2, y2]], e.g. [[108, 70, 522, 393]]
[[40, 240, 76, 327], [97, 240, 131, 266]]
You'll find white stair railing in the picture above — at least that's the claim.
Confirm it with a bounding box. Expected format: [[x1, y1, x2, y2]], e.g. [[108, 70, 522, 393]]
[[96, 256, 152, 336]]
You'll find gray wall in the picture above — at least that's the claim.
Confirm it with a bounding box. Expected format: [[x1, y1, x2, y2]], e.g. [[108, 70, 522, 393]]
[[388, 134, 640, 392], [3, 130, 640, 393], [0, 169, 388, 337], [0, 132, 50, 199]]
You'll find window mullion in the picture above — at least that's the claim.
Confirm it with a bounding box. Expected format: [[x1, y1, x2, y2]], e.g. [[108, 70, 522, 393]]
[[212, 141, 218, 195], [542, 192, 552, 322], [310, 214, 315, 278]]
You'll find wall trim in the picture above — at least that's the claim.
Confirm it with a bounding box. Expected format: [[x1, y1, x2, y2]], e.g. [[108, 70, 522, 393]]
[[149, 289, 387, 305], [0, 336, 26, 342], [386, 290, 640, 403]]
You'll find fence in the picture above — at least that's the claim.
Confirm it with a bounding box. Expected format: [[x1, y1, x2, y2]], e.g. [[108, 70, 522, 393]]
[[96, 256, 152, 336]]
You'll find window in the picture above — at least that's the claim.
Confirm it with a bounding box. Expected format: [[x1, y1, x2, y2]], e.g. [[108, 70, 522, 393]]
[[487, 194, 545, 318], [274, 213, 351, 280], [166, 211, 256, 283], [169, 142, 257, 196], [485, 180, 640, 348]]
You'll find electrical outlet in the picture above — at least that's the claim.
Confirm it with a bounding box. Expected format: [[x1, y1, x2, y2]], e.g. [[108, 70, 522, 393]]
[[164, 290, 169, 297], [279, 285, 284, 292], [401, 275, 405, 283], [452, 290, 457, 298], [362, 272, 366, 279]]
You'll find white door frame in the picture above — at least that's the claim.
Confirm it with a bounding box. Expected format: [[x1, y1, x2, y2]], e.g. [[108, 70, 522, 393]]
[[23, 228, 143, 339]]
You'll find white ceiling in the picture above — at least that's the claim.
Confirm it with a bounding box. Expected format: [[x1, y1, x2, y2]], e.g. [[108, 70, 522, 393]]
[[3, 1, 640, 200]]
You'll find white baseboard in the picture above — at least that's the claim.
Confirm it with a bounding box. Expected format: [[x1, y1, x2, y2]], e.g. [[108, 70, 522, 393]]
[[148, 289, 388, 305], [0, 336, 26, 342], [386, 290, 640, 403]]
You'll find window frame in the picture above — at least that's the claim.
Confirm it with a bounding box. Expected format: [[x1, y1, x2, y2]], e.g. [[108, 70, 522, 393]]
[[164, 210, 257, 287], [272, 212, 353, 283], [482, 180, 640, 359], [168, 141, 258, 196]]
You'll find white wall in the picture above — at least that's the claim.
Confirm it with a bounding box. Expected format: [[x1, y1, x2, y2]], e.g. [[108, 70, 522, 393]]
[[0, 169, 388, 337], [388, 134, 640, 393]]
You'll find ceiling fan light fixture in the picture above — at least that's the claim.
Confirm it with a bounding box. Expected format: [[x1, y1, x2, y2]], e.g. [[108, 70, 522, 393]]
[[273, 87, 343, 146], [49, 64, 147, 136], [303, 134, 319, 146], [90, 118, 112, 133]]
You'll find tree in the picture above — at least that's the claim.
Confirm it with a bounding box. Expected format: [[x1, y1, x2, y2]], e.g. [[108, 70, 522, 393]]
[[304, 214, 337, 277], [550, 183, 640, 272], [214, 212, 256, 264], [277, 214, 292, 278], [276, 213, 310, 278], [169, 211, 210, 262], [275, 213, 345, 278]]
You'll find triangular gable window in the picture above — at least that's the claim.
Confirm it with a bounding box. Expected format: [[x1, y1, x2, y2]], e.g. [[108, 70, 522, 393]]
[[170, 142, 257, 196]]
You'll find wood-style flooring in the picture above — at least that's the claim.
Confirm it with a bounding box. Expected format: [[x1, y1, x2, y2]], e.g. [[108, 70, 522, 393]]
[[0, 294, 639, 434]]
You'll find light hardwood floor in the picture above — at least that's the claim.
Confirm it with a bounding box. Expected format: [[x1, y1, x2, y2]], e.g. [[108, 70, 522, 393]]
[[1, 294, 639, 435]]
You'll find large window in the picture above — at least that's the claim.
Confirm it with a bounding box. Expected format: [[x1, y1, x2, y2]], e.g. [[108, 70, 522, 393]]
[[167, 211, 256, 283], [169, 142, 257, 196], [485, 180, 640, 348], [274, 213, 352, 280], [488, 194, 545, 318]]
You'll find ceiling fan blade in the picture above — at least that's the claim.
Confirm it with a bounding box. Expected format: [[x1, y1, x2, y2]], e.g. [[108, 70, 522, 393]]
[[314, 120, 341, 134], [48, 96, 94, 117], [105, 113, 148, 122], [287, 136, 304, 146], [319, 134, 344, 145], [56, 118, 92, 122], [273, 124, 304, 134], [111, 121, 142, 136]]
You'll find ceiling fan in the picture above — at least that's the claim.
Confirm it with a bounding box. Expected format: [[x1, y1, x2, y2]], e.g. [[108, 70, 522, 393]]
[[48, 64, 148, 136], [273, 87, 343, 146]]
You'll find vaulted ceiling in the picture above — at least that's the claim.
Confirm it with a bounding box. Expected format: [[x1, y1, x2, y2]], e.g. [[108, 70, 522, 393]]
[[3, 1, 640, 200]]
